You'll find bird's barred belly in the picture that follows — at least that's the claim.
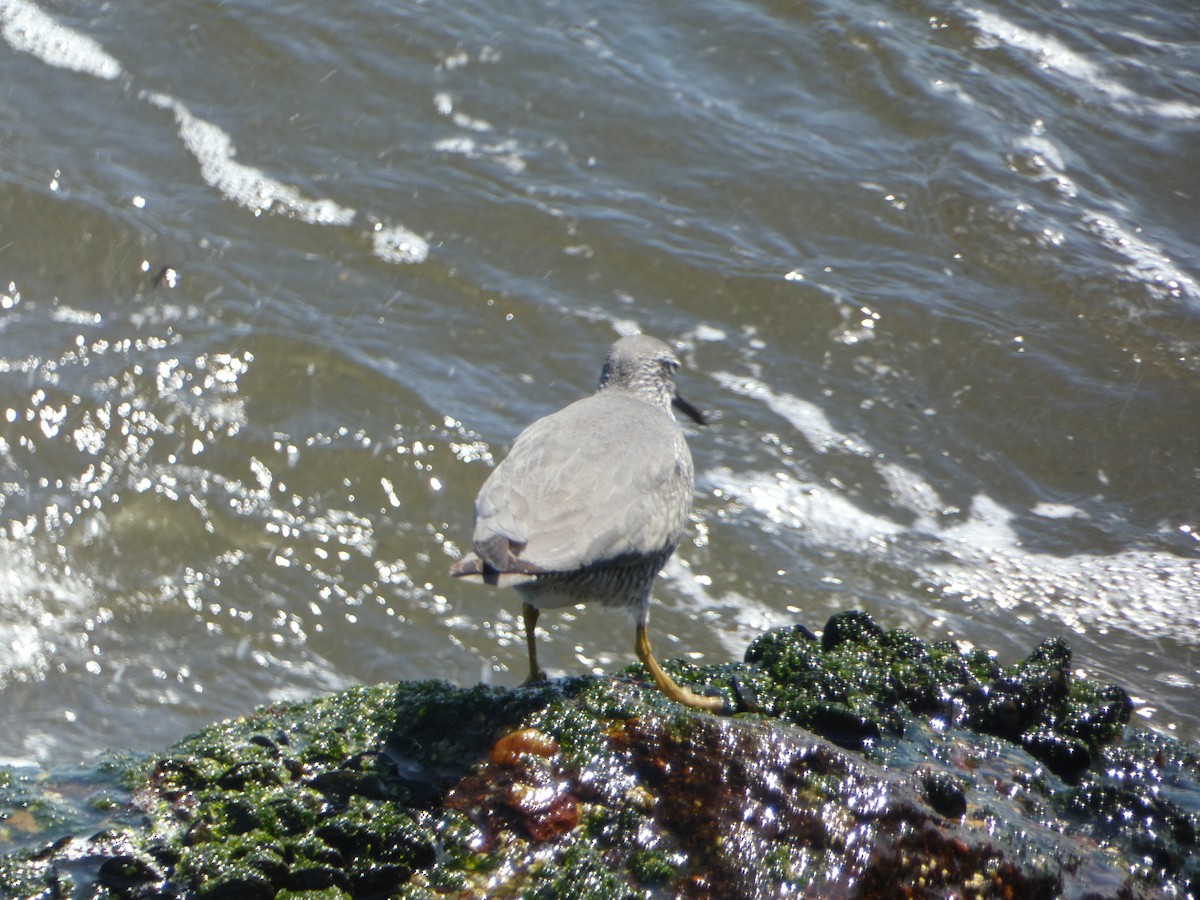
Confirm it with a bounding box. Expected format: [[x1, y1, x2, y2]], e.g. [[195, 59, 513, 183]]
[[514, 550, 672, 611]]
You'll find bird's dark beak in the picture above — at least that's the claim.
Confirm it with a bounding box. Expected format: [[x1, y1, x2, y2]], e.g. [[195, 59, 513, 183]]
[[672, 391, 708, 426]]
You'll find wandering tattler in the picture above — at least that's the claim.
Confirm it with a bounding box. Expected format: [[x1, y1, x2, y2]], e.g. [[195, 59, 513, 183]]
[[450, 334, 725, 712]]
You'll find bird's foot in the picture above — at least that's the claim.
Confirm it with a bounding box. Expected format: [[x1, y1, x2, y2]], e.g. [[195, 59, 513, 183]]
[[662, 680, 733, 715], [671, 678, 761, 716]]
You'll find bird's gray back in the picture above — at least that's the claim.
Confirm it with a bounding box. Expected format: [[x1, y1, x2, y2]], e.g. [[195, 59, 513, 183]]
[[472, 390, 694, 575]]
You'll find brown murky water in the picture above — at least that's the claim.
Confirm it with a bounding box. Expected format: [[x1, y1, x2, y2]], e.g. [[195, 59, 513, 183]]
[[0, 0, 1197, 766]]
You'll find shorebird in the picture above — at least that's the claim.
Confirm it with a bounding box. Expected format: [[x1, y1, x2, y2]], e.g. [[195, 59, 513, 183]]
[[450, 334, 725, 712]]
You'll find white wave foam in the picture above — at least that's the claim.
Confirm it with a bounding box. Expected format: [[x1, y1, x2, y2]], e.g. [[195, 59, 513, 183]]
[[705, 371, 1200, 642], [141, 92, 356, 227], [434, 134, 527, 173], [141, 91, 430, 262], [1082, 211, 1199, 306], [931, 495, 1200, 639], [0, 0, 121, 80], [964, 6, 1200, 121], [371, 223, 430, 265], [712, 371, 873, 457], [708, 466, 904, 549], [1010, 127, 1078, 198], [1, 2, 429, 265], [712, 462, 1200, 641], [1007, 123, 1197, 307]]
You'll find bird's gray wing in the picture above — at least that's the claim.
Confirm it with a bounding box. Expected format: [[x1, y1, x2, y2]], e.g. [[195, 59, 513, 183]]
[[472, 394, 694, 573]]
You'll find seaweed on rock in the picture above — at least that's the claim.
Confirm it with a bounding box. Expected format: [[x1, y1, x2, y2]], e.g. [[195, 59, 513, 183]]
[[0, 612, 1193, 899]]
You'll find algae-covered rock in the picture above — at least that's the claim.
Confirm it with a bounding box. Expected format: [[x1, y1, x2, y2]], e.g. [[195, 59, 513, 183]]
[[1, 611, 1196, 899], [744, 610, 1133, 782]]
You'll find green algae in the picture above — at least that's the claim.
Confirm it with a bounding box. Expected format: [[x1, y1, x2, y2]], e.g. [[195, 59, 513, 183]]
[[275, 889, 349, 900], [0, 611, 1195, 899], [743, 610, 1134, 781], [526, 843, 646, 900]]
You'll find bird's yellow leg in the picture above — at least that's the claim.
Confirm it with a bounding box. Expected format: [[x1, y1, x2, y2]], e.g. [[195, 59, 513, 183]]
[[522, 602, 547, 684], [635, 620, 726, 713]]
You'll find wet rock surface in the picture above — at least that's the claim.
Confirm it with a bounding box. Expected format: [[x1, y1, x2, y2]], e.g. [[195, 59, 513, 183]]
[[2, 611, 1198, 898]]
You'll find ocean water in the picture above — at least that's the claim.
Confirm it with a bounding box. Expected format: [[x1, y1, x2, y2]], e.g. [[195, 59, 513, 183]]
[[0, 0, 1197, 767]]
